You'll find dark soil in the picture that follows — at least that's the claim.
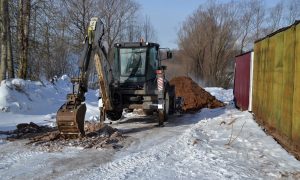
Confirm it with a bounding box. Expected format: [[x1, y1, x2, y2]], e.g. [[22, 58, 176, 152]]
[[169, 76, 225, 112], [2, 122, 57, 140], [1, 121, 124, 152]]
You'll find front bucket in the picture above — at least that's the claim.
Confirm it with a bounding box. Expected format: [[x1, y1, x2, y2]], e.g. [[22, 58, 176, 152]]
[[56, 103, 86, 137]]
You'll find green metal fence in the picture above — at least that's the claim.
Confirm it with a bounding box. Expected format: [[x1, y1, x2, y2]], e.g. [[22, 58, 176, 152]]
[[253, 21, 300, 155]]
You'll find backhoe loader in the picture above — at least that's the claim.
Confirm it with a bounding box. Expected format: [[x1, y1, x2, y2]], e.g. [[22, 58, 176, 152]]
[[56, 17, 175, 137]]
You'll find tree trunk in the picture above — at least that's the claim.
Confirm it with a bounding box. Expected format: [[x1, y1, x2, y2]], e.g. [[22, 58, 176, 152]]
[[17, 0, 30, 79], [17, 0, 23, 78], [7, 3, 14, 79], [0, 0, 9, 81], [0, 1, 1, 75]]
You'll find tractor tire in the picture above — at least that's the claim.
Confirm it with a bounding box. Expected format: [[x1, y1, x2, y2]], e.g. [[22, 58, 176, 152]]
[[168, 85, 176, 115], [164, 91, 170, 121], [158, 91, 169, 126], [143, 109, 154, 115], [169, 95, 175, 115], [106, 110, 123, 121]]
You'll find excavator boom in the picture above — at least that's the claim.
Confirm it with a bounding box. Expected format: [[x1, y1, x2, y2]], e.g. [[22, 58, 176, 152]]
[[56, 17, 113, 137]]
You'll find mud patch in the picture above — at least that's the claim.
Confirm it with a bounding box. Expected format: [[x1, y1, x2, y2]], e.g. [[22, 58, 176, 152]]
[[2, 121, 125, 152], [170, 76, 225, 112], [1, 122, 57, 140]]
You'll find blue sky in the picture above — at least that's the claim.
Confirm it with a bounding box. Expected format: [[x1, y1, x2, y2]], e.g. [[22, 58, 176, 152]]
[[138, 0, 278, 49]]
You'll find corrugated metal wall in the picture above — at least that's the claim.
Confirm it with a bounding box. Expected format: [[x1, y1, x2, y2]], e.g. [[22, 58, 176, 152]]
[[234, 52, 251, 111], [293, 23, 300, 149], [253, 21, 300, 153]]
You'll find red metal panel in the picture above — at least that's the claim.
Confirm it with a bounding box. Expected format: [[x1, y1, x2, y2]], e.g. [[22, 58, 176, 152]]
[[234, 52, 251, 111]]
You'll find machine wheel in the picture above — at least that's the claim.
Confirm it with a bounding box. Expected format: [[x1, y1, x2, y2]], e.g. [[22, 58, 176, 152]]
[[164, 92, 170, 121], [143, 109, 153, 115], [168, 86, 176, 115], [169, 95, 175, 114], [158, 91, 169, 126], [106, 110, 123, 121]]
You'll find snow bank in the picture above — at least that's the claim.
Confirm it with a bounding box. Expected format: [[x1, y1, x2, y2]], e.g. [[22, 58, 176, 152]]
[[205, 87, 233, 103], [0, 77, 71, 114], [0, 75, 101, 131]]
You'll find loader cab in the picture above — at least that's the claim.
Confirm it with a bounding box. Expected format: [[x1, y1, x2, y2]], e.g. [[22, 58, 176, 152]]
[[113, 42, 160, 87]]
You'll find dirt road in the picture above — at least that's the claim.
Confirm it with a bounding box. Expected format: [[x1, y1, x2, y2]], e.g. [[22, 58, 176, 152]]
[[1, 89, 300, 179]]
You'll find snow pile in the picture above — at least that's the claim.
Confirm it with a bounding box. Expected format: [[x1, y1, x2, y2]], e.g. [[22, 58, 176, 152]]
[[0, 76, 100, 131], [174, 108, 300, 179], [0, 77, 71, 114], [205, 87, 233, 103]]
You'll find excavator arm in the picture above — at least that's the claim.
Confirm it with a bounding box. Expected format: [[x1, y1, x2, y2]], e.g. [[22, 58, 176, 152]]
[[56, 17, 113, 137]]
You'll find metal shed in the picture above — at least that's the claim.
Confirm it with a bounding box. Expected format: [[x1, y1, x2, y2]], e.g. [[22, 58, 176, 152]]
[[233, 51, 254, 111], [253, 20, 300, 159]]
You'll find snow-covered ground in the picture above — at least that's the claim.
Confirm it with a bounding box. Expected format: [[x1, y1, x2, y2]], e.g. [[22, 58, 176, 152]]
[[0, 76, 99, 131], [0, 77, 299, 179]]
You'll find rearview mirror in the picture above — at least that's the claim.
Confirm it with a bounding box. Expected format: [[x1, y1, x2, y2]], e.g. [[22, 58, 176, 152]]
[[167, 51, 172, 59], [159, 48, 173, 60]]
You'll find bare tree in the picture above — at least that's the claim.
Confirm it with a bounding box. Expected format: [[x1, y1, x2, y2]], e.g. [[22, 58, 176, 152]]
[[237, 1, 255, 53], [251, 0, 266, 40], [97, 0, 139, 61], [235, 0, 280, 52], [7, 0, 18, 78], [0, 0, 8, 81], [125, 16, 142, 42], [18, 0, 75, 80], [285, 0, 300, 25], [5, 0, 297, 84], [178, 1, 239, 87], [62, 0, 97, 51], [7, 8, 13, 79], [17, 0, 31, 79], [142, 15, 156, 42], [267, 2, 284, 33], [3, 0, 152, 82], [0, 0, 13, 81], [176, 0, 300, 88], [123, 14, 157, 43]]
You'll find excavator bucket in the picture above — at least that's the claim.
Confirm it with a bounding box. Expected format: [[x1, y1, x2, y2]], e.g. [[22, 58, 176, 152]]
[[56, 103, 86, 137]]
